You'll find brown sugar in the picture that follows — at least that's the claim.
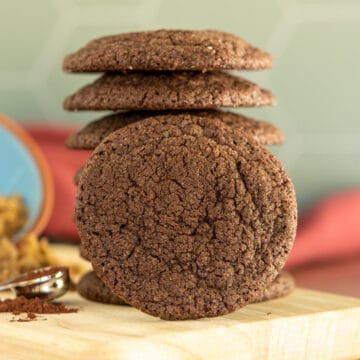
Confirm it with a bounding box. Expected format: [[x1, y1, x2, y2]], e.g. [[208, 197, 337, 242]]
[[0, 231, 60, 283], [0, 195, 89, 284], [0, 195, 27, 239]]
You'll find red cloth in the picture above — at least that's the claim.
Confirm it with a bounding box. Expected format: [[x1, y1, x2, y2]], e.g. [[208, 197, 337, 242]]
[[27, 125, 90, 240], [286, 189, 360, 269], [27, 126, 360, 268]]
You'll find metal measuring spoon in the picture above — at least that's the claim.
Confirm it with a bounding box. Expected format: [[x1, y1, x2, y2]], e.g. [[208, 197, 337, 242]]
[[0, 266, 70, 300]]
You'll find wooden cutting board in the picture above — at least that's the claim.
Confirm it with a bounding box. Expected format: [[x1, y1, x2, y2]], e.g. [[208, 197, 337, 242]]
[[0, 287, 359, 359]]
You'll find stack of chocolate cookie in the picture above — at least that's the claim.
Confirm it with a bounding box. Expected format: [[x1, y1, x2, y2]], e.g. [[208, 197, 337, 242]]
[[63, 30, 297, 320]]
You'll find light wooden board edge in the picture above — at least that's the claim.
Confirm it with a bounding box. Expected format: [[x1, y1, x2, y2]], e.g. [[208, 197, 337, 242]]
[[0, 288, 359, 360]]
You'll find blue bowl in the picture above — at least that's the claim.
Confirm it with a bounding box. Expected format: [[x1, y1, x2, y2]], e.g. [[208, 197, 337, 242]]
[[0, 114, 53, 240]]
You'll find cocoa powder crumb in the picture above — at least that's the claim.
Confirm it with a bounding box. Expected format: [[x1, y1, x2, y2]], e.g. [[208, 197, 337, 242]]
[[0, 296, 77, 322], [13, 313, 38, 322]]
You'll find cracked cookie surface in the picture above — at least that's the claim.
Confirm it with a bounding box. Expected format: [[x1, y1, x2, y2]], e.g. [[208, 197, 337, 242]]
[[75, 115, 297, 320], [63, 29, 272, 72], [66, 110, 283, 150], [63, 71, 274, 111]]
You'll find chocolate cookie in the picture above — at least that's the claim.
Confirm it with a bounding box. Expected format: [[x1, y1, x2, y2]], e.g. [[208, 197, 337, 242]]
[[77, 270, 294, 306], [63, 72, 274, 111], [67, 112, 151, 150], [63, 29, 272, 72], [255, 271, 295, 303], [77, 271, 127, 305], [79, 242, 90, 261], [75, 114, 297, 320], [75, 113, 291, 263], [66, 110, 283, 150], [74, 166, 84, 186]]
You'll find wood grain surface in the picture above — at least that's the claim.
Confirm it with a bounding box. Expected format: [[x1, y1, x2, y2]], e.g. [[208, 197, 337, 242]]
[[0, 287, 359, 359]]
